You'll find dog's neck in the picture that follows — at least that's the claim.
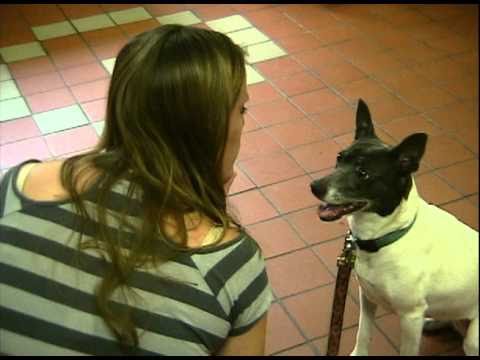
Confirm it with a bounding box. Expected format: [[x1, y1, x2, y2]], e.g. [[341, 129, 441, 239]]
[[347, 178, 420, 241]]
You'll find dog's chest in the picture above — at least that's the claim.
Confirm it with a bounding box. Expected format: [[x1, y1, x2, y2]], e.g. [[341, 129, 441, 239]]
[[354, 269, 395, 311]]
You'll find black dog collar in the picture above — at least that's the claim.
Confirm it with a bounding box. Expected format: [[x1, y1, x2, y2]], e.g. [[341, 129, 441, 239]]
[[350, 215, 417, 253]]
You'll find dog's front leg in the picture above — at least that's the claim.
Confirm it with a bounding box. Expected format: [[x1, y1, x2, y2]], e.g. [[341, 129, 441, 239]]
[[351, 287, 377, 356], [399, 312, 424, 355]]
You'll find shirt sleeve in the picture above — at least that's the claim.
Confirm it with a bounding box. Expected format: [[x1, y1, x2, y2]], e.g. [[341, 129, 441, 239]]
[[227, 239, 274, 336]]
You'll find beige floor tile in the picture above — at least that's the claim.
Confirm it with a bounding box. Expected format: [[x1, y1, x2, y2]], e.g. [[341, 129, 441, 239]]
[[0, 42, 46, 63], [0, 97, 31, 122], [32, 21, 77, 41], [246, 41, 287, 64], [109, 7, 152, 25], [206, 14, 252, 33], [157, 11, 201, 26], [71, 14, 115, 32]]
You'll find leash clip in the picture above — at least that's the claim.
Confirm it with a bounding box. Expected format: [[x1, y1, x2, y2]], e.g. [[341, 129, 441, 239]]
[[337, 231, 356, 267]]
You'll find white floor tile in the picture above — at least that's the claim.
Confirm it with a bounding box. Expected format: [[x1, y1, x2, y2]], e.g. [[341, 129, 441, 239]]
[[227, 27, 269, 47], [109, 6, 152, 25], [33, 104, 89, 134], [102, 58, 116, 74], [206, 15, 252, 34], [92, 121, 105, 136], [245, 64, 265, 85], [157, 11, 202, 26], [71, 14, 115, 33], [0, 97, 31, 122], [0, 80, 21, 101], [246, 41, 286, 64], [0, 64, 12, 81], [0, 42, 46, 63], [32, 21, 77, 41]]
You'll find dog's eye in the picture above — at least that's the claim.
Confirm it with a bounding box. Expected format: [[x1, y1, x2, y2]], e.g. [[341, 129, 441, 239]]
[[336, 153, 343, 162], [357, 168, 369, 180]]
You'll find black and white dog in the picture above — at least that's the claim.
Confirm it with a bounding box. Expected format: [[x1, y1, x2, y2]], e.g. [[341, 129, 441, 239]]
[[310, 99, 478, 356]]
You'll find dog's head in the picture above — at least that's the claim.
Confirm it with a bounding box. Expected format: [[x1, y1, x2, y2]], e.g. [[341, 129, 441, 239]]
[[310, 99, 428, 222]]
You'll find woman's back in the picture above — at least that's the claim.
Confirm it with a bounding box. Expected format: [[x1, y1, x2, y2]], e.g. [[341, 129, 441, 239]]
[[0, 160, 273, 355]]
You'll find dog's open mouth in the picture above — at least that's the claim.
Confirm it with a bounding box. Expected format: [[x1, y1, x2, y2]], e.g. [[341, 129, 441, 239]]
[[317, 201, 367, 221]]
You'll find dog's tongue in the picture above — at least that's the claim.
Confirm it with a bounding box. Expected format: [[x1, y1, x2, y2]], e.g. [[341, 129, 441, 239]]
[[318, 203, 363, 222]]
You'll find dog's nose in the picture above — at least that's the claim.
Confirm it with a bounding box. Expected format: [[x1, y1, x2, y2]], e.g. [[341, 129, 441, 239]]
[[310, 181, 326, 199]]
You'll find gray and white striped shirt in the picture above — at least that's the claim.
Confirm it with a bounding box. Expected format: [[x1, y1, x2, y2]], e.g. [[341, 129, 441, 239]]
[[0, 159, 273, 356]]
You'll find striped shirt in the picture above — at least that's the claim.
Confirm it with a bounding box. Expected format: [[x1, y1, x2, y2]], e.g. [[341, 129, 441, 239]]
[[0, 159, 274, 356]]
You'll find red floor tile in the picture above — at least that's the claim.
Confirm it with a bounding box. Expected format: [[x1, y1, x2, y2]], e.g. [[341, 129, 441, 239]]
[[265, 303, 306, 355], [44, 38, 97, 70], [237, 129, 283, 162], [282, 284, 359, 339], [310, 105, 356, 137], [16, 72, 65, 96], [227, 189, 279, 225], [19, 4, 65, 26], [286, 206, 348, 245], [364, 96, 418, 125], [336, 78, 394, 106], [228, 166, 255, 195], [80, 98, 107, 123], [427, 101, 477, 134], [274, 343, 316, 356], [120, 19, 160, 38], [313, 324, 399, 356], [247, 98, 304, 127], [8, 57, 56, 79], [289, 139, 342, 173], [59, 62, 108, 86], [275, 33, 323, 54], [70, 78, 110, 103], [254, 56, 305, 80], [193, 4, 236, 21], [271, 71, 326, 97], [81, 26, 125, 48], [261, 175, 321, 214], [266, 118, 326, 149], [423, 133, 475, 169], [247, 82, 283, 106], [90, 39, 128, 60], [0, 18, 36, 48], [58, 4, 104, 19], [294, 47, 344, 71], [314, 60, 367, 87], [44, 125, 99, 157], [245, 7, 285, 27], [415, 172, 464, 205], [231, 4, 274, 13], [242, 112, 260, 133], [442, 198, 479, 230], [0, 116, 40, 145], [380, 114, 443, 142], [266, 248, 334, 298], [291, 88, 346, 115], [239, 151, 305, 187], [143, 4, 187, 17], [257, 18, 305, 39], [399, 85, 458, 112], [435, 159, 478, 195], [246, 217, 306, 259], [312, 23, 360, 47], [26, 88, 76, 114], [0, 137, 51, 169]]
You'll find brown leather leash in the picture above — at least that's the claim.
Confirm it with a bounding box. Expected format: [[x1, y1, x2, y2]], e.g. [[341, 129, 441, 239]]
[[326, 231, 356, 356]]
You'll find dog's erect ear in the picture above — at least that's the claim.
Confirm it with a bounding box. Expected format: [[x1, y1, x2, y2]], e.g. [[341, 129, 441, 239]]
[[391, 133, 428, 174], [355, 98, 376, 140]]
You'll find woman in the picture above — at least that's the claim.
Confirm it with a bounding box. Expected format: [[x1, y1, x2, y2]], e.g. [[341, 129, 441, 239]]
[[0, 25, 273, 355]]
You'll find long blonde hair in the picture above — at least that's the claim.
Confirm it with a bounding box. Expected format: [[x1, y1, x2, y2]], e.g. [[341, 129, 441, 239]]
[[60, 24, 246, 349]]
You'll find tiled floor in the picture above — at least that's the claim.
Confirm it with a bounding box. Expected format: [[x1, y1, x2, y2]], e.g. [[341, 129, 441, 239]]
[[0, 3, 478, 356]]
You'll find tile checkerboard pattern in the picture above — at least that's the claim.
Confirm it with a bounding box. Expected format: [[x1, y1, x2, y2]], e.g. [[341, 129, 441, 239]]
[[0, 3, 477, 356]]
